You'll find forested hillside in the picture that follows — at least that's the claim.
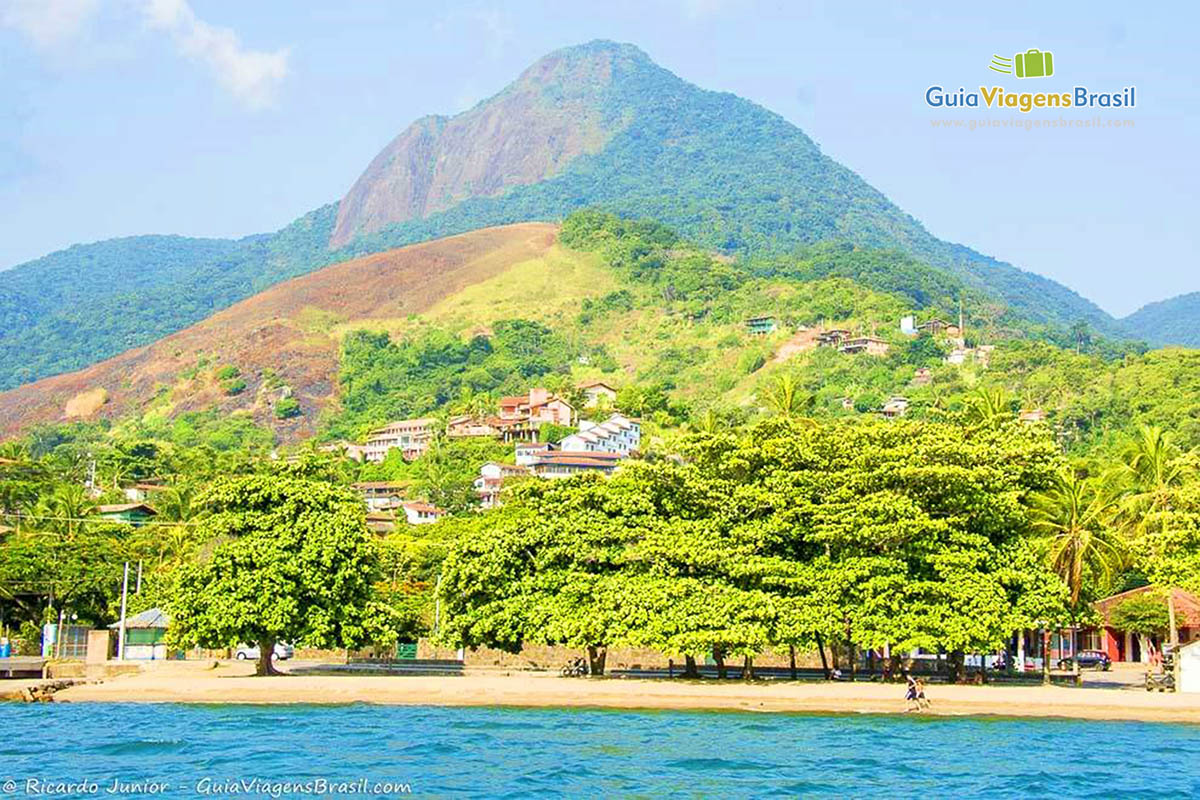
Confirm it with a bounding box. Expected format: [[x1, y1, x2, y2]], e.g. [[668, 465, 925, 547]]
[[2, 41, 1156, 392], [1122, 292, 1200, 347], [334, 41, 1124, 338]]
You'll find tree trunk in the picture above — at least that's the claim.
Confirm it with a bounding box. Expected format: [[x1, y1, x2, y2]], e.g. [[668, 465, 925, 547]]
[[1042, 629, 1051, 685], [1167, 593, 1179, 648], [949, 650, 965, 683], [713, 646, 727, 680], [815, 633, 831, 680], [256, 638, 281, 677], [789, 645, 798, 681], [888, 653, 903, 683], [586, 644, 607, 676], [683, 655, 699, 678], [742, 655, 754, 681]]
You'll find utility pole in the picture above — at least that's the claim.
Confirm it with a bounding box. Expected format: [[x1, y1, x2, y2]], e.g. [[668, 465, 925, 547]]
[[434, 572, 443, 635], [117, 562, 129, 661], [136, 561, 143, 595]]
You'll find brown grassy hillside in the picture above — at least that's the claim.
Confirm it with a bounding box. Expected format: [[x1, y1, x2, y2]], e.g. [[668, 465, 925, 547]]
[[0, 223, 559, 440]]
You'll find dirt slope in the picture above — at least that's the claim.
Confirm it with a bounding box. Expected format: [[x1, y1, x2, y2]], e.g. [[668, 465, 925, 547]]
[[0, 223, 558, 440]]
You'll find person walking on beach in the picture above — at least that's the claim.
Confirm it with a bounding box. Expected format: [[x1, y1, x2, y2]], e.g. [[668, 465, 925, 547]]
[[904, 674, 920, 712], [916, 677, 931, 710]]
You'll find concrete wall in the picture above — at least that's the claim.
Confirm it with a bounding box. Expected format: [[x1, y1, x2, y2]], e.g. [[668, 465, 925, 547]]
[[417, 640, 826, 671]]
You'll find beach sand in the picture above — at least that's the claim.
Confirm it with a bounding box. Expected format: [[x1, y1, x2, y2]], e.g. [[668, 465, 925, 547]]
[[51, 663, 1200, 723]]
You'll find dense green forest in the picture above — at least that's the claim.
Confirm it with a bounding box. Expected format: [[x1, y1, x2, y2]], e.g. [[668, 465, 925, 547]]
[[1121, 291, 1200, 347]]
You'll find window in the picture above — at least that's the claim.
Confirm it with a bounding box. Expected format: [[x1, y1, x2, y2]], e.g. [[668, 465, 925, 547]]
[[126, 628, 166, 645]]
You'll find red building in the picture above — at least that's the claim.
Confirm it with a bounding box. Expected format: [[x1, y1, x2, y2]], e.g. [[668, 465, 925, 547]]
[[1088, 586, 1200, 663]]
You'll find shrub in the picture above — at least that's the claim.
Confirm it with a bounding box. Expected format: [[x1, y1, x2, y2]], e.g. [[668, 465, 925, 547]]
[[275, 397, 301, 419]]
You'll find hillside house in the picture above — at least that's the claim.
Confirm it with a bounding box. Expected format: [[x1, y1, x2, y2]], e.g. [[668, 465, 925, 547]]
[[1018, 408, 1048, 424], [122, 482, 166, 503], [499, 388, 574, 427], [745, 316, 778, 336], [946, 348, 970, 365], [839, 337, 891, 356], [401, 501, 445, 525], [912, 367, 933, 386], [559, 414, 641, 456], [364, 418, 437, 462], [97, 504, 157, 526], [527, 451, 623, 479], [900, 315, 917, 335], [365, 511, 397, 534], [817, 329, 852, 348], [353, 481, 404, 512], [515, 441, 552, 466], [446, 416, 500, 438], [918, 318, 961, 337], [474, 462, 531, 509], [881, 397, 910, 418], [579, 380, 618, 408]]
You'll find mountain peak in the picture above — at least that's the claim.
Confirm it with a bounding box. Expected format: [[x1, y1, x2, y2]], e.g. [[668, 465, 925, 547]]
[[328, 42, 658, 248]]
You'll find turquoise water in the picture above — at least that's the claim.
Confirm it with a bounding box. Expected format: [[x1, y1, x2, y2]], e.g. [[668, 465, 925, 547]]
[[1, 704, 1198, 798]]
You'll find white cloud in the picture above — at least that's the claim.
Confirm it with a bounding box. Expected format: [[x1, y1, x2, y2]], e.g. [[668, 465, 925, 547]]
[[0, 0, 100, 46], [140, 0, 289, 110], [1, 0, 288, 110]]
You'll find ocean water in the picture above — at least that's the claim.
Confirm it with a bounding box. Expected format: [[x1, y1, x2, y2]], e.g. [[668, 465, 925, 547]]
[[1, 704, 1198, 798]]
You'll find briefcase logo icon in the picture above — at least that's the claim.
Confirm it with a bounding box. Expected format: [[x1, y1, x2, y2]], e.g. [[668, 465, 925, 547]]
[[989, 49, 1054, 78]]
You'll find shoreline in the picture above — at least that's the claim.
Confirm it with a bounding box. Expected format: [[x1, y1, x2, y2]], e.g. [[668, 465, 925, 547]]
[[41, 666, 1200, 724]]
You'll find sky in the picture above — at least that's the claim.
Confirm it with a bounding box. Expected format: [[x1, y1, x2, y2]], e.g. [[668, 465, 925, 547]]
[[0, 0, 1195, 317]]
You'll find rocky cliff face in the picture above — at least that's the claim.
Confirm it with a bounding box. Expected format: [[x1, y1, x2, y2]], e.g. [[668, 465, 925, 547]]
[[329, 42, 646, 247]]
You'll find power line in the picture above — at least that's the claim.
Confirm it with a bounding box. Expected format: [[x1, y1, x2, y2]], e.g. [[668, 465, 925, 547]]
[[0, 511, 202, 527]]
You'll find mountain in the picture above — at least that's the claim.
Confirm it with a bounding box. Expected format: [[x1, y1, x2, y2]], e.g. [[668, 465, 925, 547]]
[[0, 224, 562, 439], [2, 40, 1143, 393], [331, 40, 1123, 338], [1122, 292, 1200, 347]]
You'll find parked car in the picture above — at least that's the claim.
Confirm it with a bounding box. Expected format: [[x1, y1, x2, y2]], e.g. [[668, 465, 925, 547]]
[[234, 642, 294, 661], [1058, 649, 1111, 671]]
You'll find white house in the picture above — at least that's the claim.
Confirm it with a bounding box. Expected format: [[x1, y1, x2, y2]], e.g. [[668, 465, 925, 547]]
[[514, 441, 552, 466], [559, 414, 641, 456], [1180, 639, 1200, 693], [401, 501, 445, 525], [474, 462, 530, 508]]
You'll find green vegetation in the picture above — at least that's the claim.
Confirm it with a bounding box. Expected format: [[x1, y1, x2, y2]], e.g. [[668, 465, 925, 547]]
[[1, 202, 1196, 671], [1121, 292, 1200, 348], [330, 321, 579, 439], [274, 397, 301, 419], [168, 473, 390, 675], [5, 42, 1160, 396]]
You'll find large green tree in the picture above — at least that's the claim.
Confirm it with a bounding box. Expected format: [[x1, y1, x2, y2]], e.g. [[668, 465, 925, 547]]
[[167, 474, 389, 675]]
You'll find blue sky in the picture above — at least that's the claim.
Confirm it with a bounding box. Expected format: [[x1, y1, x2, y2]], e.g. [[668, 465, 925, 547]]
[[0, 0, 1195, 316]]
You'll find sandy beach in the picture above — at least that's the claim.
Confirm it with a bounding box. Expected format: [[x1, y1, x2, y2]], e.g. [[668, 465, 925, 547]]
[[46, 663, 1200, 724]]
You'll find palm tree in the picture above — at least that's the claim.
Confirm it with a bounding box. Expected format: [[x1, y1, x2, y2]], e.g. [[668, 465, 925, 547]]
[[760, 374, 815, 421], [1120, 426, 1188, 529], [34, 482, 97, 539], [692, 408, 723, 435], [964, 386, 1012, 425], [1117, 425, 1192, 644], [1029, 469, 1126, 608], [156, 485, 198, 523]]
